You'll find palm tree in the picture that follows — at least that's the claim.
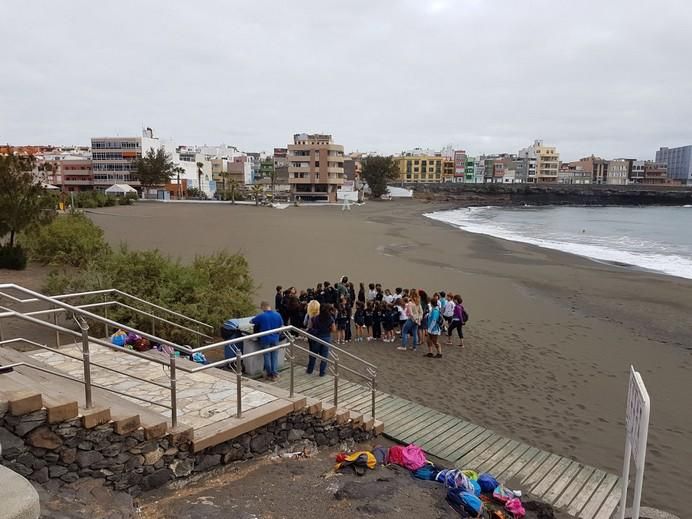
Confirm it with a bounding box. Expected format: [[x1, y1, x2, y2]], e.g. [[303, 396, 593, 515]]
[[173, 166, 185, 199], [196, 162, 204, 196], [219, 169, 229, 200], [227, 178, 239, 205], [250, 184, 264, 206]]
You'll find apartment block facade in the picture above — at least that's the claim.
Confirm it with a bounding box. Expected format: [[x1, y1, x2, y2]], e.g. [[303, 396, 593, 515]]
[[91, 137, 143, 189], [396, 154, 445, 183], [288, 133, 345, 202], [607, 159, 631, 185], [655, 145, 692, 184]]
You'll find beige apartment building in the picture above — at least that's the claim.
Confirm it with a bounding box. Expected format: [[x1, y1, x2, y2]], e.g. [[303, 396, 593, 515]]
[[534, 141, 560, 182], [288, 133, 344, 202]]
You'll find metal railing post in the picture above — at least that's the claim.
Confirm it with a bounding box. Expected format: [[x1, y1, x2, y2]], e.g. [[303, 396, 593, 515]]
[[53, 305, 61, 348], [169, 351, 177, 428], [288, 335, 295, 398], [235, 349, 243, 418], [78, 319, 93, 409], [102, 293, 108, 338], [151, 316, 156, 336], [333, 353, 339, 408]]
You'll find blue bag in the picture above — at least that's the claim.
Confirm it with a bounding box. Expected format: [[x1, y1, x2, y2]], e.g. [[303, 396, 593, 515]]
[[412, 463, 439, 481], [447, 488, 484, 517], [477, 473, 499, 493]]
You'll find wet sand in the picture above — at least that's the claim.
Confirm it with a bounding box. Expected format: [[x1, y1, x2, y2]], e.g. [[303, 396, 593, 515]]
[[83, 200, 692, 516]]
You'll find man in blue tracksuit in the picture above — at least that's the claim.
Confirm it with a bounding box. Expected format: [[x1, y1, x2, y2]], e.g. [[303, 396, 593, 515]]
[[250, 301, 284, 380]]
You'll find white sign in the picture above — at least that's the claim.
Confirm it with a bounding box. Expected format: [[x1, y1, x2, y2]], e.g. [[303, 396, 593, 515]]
[[618, 366, 651, 519]]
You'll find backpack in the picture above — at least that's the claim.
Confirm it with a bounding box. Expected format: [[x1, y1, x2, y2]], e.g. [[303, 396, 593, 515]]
[[401, 444, 427, 470], [493, 485, 515, 503], [505, 498, 525, 518], [412, 463, 440, 481], [478, 473, 499, 493], [447, 489, 484, 518], [111, 330, 127, 347], [334, 451, 376, 476], [462, 308, 469, 324]]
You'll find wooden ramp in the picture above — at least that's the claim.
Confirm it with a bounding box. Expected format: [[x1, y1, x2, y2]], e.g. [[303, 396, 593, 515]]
[[274, 371, 621, 519]]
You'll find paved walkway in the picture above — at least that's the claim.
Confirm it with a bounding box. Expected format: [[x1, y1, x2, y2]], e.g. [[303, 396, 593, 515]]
[[274, 371, 622, 519], [29, 346, 276, 430]]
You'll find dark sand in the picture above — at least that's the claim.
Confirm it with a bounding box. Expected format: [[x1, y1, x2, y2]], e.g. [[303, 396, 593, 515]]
[[77, 201, 691, 516]]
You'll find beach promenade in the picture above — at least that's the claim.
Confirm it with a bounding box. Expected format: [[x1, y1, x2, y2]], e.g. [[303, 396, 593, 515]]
[[71, 200, 692, 517]]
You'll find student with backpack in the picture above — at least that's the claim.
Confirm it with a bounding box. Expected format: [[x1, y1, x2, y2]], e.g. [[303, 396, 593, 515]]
[[425, 295, 443, 358], [306, 304, 336, 377], [446, 294, 466, 348]]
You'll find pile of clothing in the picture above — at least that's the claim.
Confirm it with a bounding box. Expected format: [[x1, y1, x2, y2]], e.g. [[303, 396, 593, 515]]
[[333, 443, 527, 518]]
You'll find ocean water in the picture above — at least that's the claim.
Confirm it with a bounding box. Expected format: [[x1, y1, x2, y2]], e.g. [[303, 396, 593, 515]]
[[424, 205, 692, 280]]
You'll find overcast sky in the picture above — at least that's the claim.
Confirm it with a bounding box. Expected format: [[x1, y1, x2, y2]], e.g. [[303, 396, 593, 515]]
[[1, 0, 691, 160]]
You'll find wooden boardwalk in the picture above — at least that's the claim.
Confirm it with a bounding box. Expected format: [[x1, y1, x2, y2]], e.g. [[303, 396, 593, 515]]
[[275, 371, 621, 519]]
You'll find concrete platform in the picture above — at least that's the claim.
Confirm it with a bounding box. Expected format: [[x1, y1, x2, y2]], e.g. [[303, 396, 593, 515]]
[[0, 465, 40, 519]]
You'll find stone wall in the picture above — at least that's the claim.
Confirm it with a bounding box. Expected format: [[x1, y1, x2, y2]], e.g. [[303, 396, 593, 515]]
[[0, 407, 372, 496], [410, 183, 692, 206]]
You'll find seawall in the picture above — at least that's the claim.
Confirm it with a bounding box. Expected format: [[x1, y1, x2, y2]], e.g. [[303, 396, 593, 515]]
[[409, 183, 692, 206]]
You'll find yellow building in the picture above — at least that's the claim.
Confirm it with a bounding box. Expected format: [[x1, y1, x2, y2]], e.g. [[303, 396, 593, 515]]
[[396, 154, 450, 183], [535, 141, 560, 183]]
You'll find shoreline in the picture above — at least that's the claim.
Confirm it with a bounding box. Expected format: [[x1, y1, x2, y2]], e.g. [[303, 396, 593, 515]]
[[421, 204, 692, 282], [66, 200, 691, 516]]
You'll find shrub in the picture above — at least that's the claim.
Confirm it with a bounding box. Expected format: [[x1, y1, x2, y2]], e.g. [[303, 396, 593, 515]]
[[0, 244, 28, 270], [44, 247, 256, 344], [21, 213, 110, 267]]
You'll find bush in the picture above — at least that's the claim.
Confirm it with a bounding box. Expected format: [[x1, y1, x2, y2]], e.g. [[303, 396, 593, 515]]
[[21, 213, 110, 267], [44, 247, 256, 344], [0, 244, 28, 270]]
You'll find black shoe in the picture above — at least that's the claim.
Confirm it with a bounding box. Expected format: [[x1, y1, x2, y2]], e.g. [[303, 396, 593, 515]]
[[424, 353, 434, 358], [434, 354, 442, 358]]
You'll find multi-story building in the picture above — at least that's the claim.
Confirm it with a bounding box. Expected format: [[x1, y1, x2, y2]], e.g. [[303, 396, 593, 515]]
[[396, 152, 445, 183], [288, 133, 345, 202], [607, 159, 632, 185], [465, 157, 477, 183], [443, 159, 455, 182], [558, 161, 592, 184], [91, 129, 160, 190], [642, 162, 669, 185], [518, 140, 559, 182], [453, 150, 467, 182], [655, 145, 692, 184], [630, 160, 646, 183], [59, 158, 94, 192]]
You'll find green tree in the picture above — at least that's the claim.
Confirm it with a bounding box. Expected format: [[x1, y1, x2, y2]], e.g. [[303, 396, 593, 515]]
[[361, 156, 399, 199], [0, 152, 54, 247], [132, 147, 175, 194], [250, 184, 264, 206]]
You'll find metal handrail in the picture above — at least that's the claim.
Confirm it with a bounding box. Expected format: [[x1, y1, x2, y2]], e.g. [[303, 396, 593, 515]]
[[0, 338, 170, 390], [0, 284, 379, 428], [0, 287, 214, 331], [0, 361, 172, 411], [0, 291, 213, 341]]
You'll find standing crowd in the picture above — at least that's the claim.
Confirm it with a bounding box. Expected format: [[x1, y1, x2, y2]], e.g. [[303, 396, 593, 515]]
[[257, 277, 468, 379]]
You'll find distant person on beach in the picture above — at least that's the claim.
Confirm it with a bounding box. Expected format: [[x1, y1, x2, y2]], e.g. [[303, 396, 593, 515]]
[[364, 301, 374, 340], [442, 292, 456, 329], [306, 304, 335, 377], [399, 293, 423, 351], [354, 301, 366, 342], [250, 301, 284, 381], [357, 282, 366, 303], [446, 294, 465, 348], [372, 301, 383, 340], [304, 299, 321, 363], [425, 295, 443, 358]]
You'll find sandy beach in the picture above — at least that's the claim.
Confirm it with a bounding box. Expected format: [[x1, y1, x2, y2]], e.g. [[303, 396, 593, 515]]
[[61, 200, 690, 516]]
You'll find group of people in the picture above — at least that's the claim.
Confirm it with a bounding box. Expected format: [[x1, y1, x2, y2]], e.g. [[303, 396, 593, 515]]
[[247, 277, 468, 380]]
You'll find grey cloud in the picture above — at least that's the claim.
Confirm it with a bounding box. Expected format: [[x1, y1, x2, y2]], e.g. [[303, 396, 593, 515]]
[[1, 0, 691, 160]]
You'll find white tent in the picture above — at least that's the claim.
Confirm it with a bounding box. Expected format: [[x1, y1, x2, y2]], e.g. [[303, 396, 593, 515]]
[[105, 184, 138, 196], [41, 182, 60, 191]]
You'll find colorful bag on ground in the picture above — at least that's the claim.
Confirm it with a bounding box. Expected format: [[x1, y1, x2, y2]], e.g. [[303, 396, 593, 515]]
[[435, 469, 476, 494], [388, 445, 406, 466], [505, 498, 525, 518], [493, 485, 515, 503], [447, 488, 484, 518], [372, 446, 389, 465], [133, 337, 151, 352], [334, 451, 377, 476], [111, 330, 127, 347], [400, 444, 427, 470], [478, 473, 500, 493], [412, 462, 440, 481], [469, 479, 481, 496], [462, 469, 479, 480]]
